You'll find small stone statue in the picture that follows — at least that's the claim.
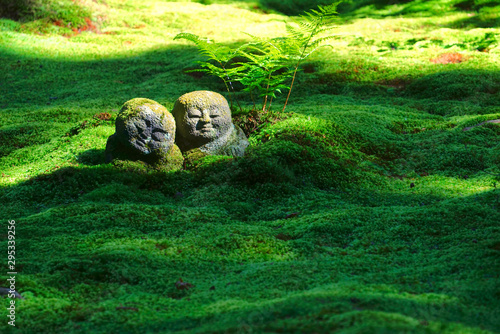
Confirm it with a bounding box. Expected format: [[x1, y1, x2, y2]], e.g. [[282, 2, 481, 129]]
[[172, 91, 249, 157], [105, 98, 183, 169]]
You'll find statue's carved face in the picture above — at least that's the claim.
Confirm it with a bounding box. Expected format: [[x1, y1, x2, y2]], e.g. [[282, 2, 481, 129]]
[[124, 108, 172, 154], [116, 102, 175, 156], [173, 91, 232, 146]]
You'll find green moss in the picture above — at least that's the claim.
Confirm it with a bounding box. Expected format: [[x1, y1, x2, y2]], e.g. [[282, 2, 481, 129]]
[[177, 91, 228, 109], [183, 148, 209, 169], [157, 144, 184, 171], [173, 91, 231, 121], [117, 98, 171, 123], [110, 144, 183, 172], [0, 0, 95, 34]]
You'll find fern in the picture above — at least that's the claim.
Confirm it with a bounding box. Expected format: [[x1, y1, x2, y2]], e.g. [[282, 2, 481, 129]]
[[238, 35, 293, 111], [281, 2, 341, 112], [173, 2, 341, 114], [173, 33, 243, 112]]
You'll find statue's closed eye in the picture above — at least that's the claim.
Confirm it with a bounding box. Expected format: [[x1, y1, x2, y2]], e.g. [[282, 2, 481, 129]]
[[187, 109, 202, 118], [152, 129, 167, 141]]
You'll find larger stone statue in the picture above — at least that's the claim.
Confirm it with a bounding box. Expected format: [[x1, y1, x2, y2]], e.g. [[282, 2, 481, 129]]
[[105, 98, 183, 170], [172, 91, 249, 157]]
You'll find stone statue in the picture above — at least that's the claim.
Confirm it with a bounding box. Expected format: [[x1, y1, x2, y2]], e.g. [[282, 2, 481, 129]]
[[105, 98, 183, 170], [172, 91, 249, 157]]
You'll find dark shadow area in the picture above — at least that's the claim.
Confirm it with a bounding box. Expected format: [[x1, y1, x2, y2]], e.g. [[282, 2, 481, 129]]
[[251, 0, 500, 23], [0, 0, 31, 21], [77, 148, 107, 166], [0, 43, 225, 111], [245, 0, 417, 17], [135, 284, 499, 333], [453, 0, 500, 11], [402, 69, 500, 101], [0, 123, 57, 157], [447, 14, 500, 29]]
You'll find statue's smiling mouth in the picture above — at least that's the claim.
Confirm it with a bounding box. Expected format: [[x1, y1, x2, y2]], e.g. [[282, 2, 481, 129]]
[[199, 126, 214, 132]]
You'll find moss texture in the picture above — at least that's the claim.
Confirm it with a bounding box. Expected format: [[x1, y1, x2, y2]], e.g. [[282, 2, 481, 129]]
[[175, 90, 229, 111]]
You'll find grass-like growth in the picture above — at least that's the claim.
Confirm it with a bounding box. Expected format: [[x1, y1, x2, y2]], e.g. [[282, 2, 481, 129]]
[[0, 0, 96, 34]]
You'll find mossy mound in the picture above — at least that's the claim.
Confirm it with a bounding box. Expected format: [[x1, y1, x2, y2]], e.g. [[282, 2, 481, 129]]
[[111, 144, 183, 173], [0, 0, 95, 34]]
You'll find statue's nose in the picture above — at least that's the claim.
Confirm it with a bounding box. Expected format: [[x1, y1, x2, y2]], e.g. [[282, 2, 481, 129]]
[[201, 110, 211, 122]]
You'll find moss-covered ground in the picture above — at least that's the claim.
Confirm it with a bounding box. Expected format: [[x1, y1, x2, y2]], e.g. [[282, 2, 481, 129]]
[[1, 0, 499, 333]]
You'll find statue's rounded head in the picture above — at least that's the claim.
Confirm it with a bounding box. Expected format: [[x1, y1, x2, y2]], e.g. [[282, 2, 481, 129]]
[[115, 98, 175, 156], [172, 91, 232, 148]]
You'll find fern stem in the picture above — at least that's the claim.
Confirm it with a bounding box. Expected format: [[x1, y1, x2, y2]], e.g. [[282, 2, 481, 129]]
[[282, 17, 323, 113], [227, 76, 243, 113], [282, 66, 297, 113], [250, 90, 256, 111], [221, 79, 233, 107], [219, 62, 243, 114], [262, 71, 271, 112]]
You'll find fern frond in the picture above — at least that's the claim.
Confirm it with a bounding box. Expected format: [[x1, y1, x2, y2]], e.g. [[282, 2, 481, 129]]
[[314, 26, 337, 35], [174, 33, 216, 60], [197, 62, 225, 76], [303, 45, 333, 59], [175, 2, 341, 113], [285, 24, 305, 41], [174, 32, 236, 64], [297, 21, 317, 33], [238, 49, 263, 65], [315, 3, 340, 18], [309, 35, 339, 50], [242, 32, 272, 46], [299, 3, 339, 28], [244, 33, 289, 57], [173, 32, 198, 43], [281, 1, 341, 112]]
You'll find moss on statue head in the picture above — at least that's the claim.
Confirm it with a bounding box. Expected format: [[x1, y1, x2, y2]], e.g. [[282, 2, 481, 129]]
[[117, 98, 171, 123], [174, 91, 229, 113]]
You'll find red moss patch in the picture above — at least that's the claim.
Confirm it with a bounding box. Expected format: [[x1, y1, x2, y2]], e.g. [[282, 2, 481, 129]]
[[430, 53, 469, 64], [94, 112, 112, 121], [59, 17, 105, 37]]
